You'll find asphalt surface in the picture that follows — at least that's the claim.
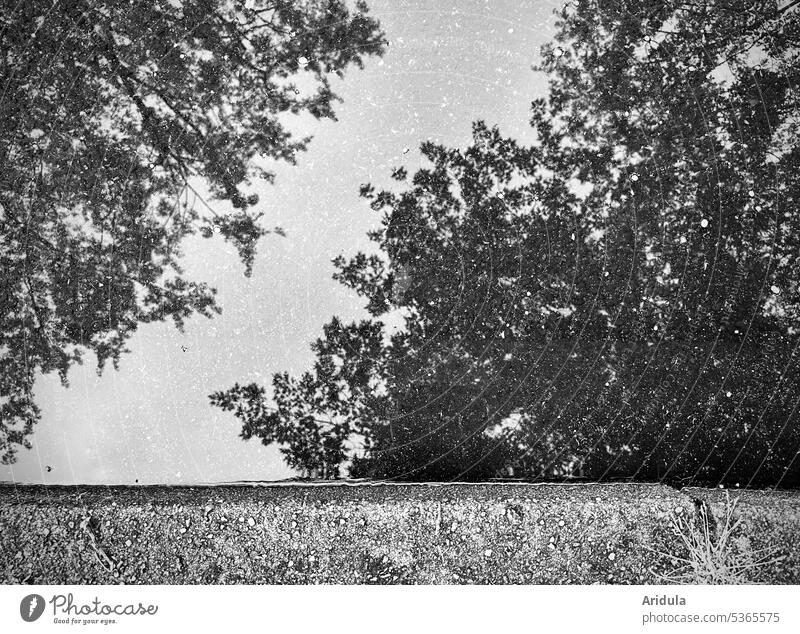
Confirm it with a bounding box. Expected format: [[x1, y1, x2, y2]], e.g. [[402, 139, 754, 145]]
[[1, 483, 797, 584]]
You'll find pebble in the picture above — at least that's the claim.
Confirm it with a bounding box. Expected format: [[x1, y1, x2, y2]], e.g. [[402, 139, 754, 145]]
[[125, 539, 132, 547], [608, 552, 616, 561], [558, 520, 565, 527], [247, 517, 255, 527], [484, 549, 493, 557]]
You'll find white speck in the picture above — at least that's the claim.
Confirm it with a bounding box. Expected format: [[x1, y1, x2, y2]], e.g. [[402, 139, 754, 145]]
[[125, 539, 132, 547], [484, 549, 493, 557], [29, 128, 45, 140], [558, 520, 565, 527], [507, 27, 514, 33], [700, 218, 709, 228], [679, 236, 687, 244], [771, 285, 780, 294], [608, 552, 616, 561], [726, 391, 732, 397], [554, 46, 564, 57], [247, 517, 255, 527], [629, 173, 638, 182], [748, 190, 755, 197], [298, 56, 308, 66]]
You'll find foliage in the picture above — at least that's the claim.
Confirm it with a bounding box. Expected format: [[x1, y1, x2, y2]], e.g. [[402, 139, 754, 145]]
[[0, 0, 385, 463], [215, 0, 800, 482], [648, 494, 785, 584]]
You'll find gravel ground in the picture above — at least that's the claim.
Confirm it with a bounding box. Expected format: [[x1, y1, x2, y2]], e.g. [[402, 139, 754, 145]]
[[1, 483, 797, 584]]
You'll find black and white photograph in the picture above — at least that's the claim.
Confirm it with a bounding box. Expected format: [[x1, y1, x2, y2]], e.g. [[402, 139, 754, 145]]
[[1, 0, 800, 624]]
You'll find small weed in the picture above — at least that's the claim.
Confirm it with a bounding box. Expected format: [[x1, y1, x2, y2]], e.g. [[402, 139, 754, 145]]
[[648, 493, 784, 584], [359, 552, 408, 584]]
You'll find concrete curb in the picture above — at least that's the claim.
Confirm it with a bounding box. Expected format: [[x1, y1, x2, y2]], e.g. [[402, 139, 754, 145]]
[[1, 484, 798, 584]]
